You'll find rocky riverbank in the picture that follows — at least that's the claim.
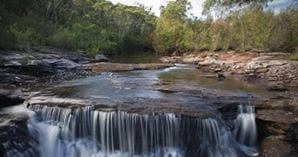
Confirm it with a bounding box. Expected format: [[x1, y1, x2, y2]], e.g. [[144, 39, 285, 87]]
[[1, 48, 298, 156], [0, 47, 174, 156], [161, 51, 298, 89], [0, 47, 173, 107], [161, 51, 298, 157]]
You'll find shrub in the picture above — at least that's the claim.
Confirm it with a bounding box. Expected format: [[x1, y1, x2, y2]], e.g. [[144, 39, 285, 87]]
[[47, 24, 118, 56]]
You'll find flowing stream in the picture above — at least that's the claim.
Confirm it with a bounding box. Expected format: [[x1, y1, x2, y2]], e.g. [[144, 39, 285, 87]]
[[2, 66, 261, 157], [25, 105, 258, 157]]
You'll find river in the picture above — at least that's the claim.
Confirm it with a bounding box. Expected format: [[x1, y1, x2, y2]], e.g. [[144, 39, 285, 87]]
[[2, 64, 261, 157]]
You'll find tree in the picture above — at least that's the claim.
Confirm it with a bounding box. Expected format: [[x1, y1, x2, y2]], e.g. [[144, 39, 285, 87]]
[[203, 0, 273, 11], [153, 0, 191, 54]]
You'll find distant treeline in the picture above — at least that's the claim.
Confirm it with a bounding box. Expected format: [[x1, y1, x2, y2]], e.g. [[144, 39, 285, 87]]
[[0, 0, 297, 55], [153, 0, 298, 54], [0, 0, 155, 55]]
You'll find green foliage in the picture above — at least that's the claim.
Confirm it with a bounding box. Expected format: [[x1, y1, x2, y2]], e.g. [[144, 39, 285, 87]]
[[0, 0, 155, 54], [160, 0, 190, 21], [47, 23, 117, 55], [153, 0, 191, 53], [1, 0, 297, 56], [9, 24, 41, 46], [153, 0, 298, 54]]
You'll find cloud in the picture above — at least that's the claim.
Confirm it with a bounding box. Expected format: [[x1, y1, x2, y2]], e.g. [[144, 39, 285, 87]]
[[268, 0, 296, 11], [109, 0, 296, 17]]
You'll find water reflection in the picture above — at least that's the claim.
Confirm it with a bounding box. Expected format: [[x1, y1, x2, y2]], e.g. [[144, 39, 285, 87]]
[[158, 68, 267, 95]]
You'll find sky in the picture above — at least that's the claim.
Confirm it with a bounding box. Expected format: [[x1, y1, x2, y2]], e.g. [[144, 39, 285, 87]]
[[109, 0, 204, 16], [109, 0, 297, 17]]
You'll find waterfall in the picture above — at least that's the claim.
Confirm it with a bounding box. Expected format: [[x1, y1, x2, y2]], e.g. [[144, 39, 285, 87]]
[[233, 105, 257, 147], [25, 104, 258, 157]]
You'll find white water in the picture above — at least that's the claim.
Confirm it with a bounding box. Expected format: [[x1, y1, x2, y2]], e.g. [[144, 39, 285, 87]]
[[23, 104, 258, 157], [234, 105, 257, 147]]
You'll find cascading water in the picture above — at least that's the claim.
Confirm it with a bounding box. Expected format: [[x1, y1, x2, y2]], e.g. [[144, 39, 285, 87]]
[[25, 104, 258, 157], [233, 105, 257, 147]]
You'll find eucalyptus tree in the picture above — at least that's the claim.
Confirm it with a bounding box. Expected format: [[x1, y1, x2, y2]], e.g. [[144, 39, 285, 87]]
[[153, 0, 191, 54]]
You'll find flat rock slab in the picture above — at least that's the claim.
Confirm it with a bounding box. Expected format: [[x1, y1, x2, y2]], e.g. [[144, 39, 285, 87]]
[[26, 95, 215, 117], [83, 63, 173, 73], [257, 109, 297, 124]]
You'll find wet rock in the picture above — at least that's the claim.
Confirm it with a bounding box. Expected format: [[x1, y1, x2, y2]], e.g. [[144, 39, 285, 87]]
[[0, 49, 96, 89], [0, 113, 39, 156], [259, 136, 298, 157], [51, 58, 80, 70], [0, 48, 93, 75], [95, 54, 110, 62], [287, 122, 298, 142], [61, 54, 91, 64], [257, 109, 297, 137], [0, 87, 30, 108], [0, 93, 24, 108], [26, 96, 90, 108], [256, 95, 298, 152], [266, 81, 288, 91], [26, 80, 255, 118], [0, 72, 36, 86], [217, 72, 225, 81]]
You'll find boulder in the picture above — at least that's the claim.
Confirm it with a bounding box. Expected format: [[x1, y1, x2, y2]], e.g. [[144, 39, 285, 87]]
[[51, 58, 80, 70], [95, 54, 110, 62], [259, 136, 297, 157], [257, 109, 297, 137]]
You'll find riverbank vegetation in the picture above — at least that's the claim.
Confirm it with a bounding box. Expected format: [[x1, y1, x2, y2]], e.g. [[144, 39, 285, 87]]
[[0, 0, 297, 56], [0, 0, 155, 55], [153, 0, 298, 54]]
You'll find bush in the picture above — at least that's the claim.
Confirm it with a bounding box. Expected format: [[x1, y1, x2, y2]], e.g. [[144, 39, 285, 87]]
[[47, 23, 117, 56], [9, 24, 44, 46], [47, 27, 76, 50]]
